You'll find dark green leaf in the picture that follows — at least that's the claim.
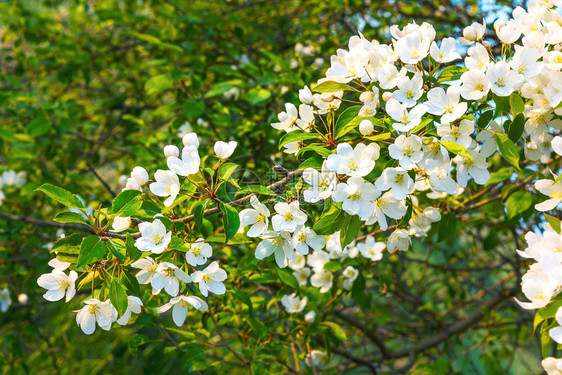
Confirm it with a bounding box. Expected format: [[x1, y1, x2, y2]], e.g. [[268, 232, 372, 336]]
[[506, 191, 533, 219], [112, 190, 142, 216], [76, 235, 107, 267], [53, 211, 86, 224], [340, 214, 360, 249], [220, 203, 240, 243], [495, 133, 520, 170], [109, 279, 129, 316]]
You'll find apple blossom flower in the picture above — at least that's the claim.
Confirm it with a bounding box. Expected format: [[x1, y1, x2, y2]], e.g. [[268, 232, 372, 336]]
[[326, 143, 376, 177], [157, 296, 208, 327], [239, 195, 271, 237], [307, 250, 330, 272], [464, 43, 490, 71], [185, 239, 213, 266], [430, 37, 461, 63], [341, 266, 359, 290], [389, 135, 423, 170], [131, 256, 158, 284], [37, 270, 78, 302], [395, 33, 430, 64], [459, 70, 490, 101], [357, 236, 386, 261], [271, 201, 307, 232], [167, 145, 200, 177], [425, 86, 467, 124], [375, 167, 414, 200], [296, 104, 315, 131], [302, 164, 337, 203], [310, 270, 333, 293], [511, 46, 543, 78], [135, 219, 172, 254], [387, 229, 411, 252], [191, 261, 227, 297], [366, 191, 407, 230], [291, 227, 326, 255], [393, 73, 423, 107], [534, 178, 562, 211], [289, 252, 306, 270], [75, 299, 118, 335], [332, 176, 379, 218], [125, 178, 142, 191], [304, 310, 316, 323], [255, 231, 294, 268], [0, 287, 11, 312], [386, 99, 428, 132], [214, 141, 237, 159], [436, 120, 474, 149], [486, 61, 523, 97], [454, 151, 490, 187], [271, 103, 299, 132], [116, 296, 143, 325], [281, 294, 307, 313], [299, 86, 313, 105], [151, 262, 191, 297], [149, 170, 180, 207], [476, 121, 503, 157], [293, 267, 311, 286], [542, 357, 562, 375]]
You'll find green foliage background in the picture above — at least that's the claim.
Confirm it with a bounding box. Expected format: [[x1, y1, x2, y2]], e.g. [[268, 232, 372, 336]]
[[0, 0, 542, 374]]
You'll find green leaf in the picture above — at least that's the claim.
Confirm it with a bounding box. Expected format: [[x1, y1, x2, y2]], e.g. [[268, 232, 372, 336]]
[[106, 240, 125, 262], [440, 141, 473, 160], [35, 184, 84, 210], [297, 144, 333, 158], [322, 321, 347, 341], [128, 334, 149, 356], [279, 131, 321, 149], [352, 273, 369, 308], [220, 203, 240, 243], [234, 185, 277, 197], [312, 81, 350, 93], [509, 93, 525, 116], [340, 215, 360, 249], [507, 113, 525, 143], [365, 132, 391, 142], [334, 106, 361, 139], [297, 156, 324, 171], [481, 352, 503, 375], [493, 94, 510, 116], [486, 168, 514, 185], [409, 117, 433, 134], [27, 117, 52, 137], [246, 88, 271, 105], [218, 162, 238, 181], [76, 235, 107, 267], [193, 201, 207, 227], [120, 270, 140, 295], [313, 202, 344, 235], [231, 289, 252, 309], [495, 133, 520, 170], [109, 279, 129, 316], [477, 110, 494, 129], [52, 233, 83, 254], [437, 66, 467, 83], [545, 214, 561, 234], [506, 191, 533, 219], [534, 297, 562, 331], [276, 268, 300, 289], [126, 233, 141, 259], [112, 190, 142, 216], [53, 211, 86, 224], [145, 74, 173, 98], [248, 316, 268, 338], [184, 98, 205, 118]]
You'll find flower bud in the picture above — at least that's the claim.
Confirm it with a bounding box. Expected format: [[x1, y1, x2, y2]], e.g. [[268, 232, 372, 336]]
[[131, 166, 149, 185], [214, 141, 238, 159], [112, 216, 131, 232], [182, 132, 200, 148], [359, 120, 374, 136], [163, 145, 180, 158], [18, 293, 28, 304], [125, 177, 142, 191], [463, 26, 477, 41], [298, 86, 313, 105], [382, 91, 394, 102], [493, 19, 505, 32]]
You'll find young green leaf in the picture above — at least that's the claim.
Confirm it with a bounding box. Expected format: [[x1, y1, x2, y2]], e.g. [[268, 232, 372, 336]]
[[220, 203, 240, 243], [495, 133, 520, 170], [77, 235, 107, 267], [109, 279, 129, 316], [53, 211, 86, 224], [35, 184, 84, 209], [340, 214, 360, 249], [112, 190, 142, 216], [313, 81, 350, 93]]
